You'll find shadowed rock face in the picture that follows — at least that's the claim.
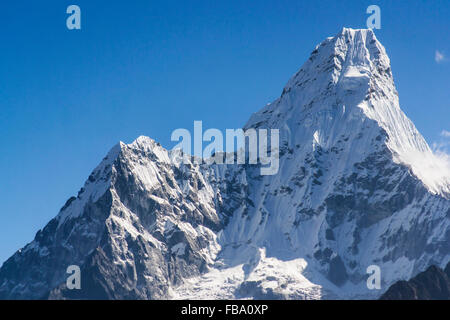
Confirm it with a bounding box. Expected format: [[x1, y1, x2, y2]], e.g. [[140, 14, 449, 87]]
[[380, 262, 450, 300], [0, 28, 449, 300]]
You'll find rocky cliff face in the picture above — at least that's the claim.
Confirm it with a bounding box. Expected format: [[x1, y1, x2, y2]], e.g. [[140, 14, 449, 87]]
[[0, 28, 449, 300]]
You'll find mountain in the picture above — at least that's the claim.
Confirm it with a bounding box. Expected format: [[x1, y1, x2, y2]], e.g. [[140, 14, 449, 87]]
[[0, 28, 449, 300], [380, 262, 450, 300]]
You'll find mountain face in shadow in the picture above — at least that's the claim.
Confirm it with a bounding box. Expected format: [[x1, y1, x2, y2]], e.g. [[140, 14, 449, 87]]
[[380, 263, 450, 300]]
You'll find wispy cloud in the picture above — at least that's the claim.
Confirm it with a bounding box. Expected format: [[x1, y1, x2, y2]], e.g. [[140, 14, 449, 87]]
[[433, 130, 450, 154], [431, 130, 450, 182], [435, 50, 445, 63], [441, 130, 450, 138]]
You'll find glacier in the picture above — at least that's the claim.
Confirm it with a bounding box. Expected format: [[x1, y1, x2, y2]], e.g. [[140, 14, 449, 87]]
[[0, 28, 449, 300]]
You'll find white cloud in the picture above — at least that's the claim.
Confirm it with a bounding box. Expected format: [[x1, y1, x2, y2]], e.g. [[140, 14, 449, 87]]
[[431, 131, 450, 187], [433, 130, 450, 156], [441, 130, 450, 138], [435, 50, 445, 63]]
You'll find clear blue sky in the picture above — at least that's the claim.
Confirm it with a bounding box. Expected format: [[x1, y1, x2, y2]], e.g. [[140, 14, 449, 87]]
[[0, 0, 449, 265]]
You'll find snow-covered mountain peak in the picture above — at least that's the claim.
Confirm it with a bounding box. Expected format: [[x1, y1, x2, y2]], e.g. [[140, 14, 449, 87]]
[[245, 28, 392, 133], [55, 137, 175, 227], [281, 28, 389, 97], [124, 135, 172, 162], [1, 28, 448, 301], [129, 135, 157, 149], [245, 28, 449, 196]]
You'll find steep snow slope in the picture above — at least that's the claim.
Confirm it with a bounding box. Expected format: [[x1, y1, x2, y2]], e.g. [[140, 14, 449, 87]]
[[0, 28, 448, 300]]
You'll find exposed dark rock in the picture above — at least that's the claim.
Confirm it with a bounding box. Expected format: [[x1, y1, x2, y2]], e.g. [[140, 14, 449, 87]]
[[380, 262, 450, 300]]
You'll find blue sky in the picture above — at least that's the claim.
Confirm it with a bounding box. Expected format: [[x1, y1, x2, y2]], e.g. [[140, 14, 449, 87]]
[[0, 0, 449, 265]]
